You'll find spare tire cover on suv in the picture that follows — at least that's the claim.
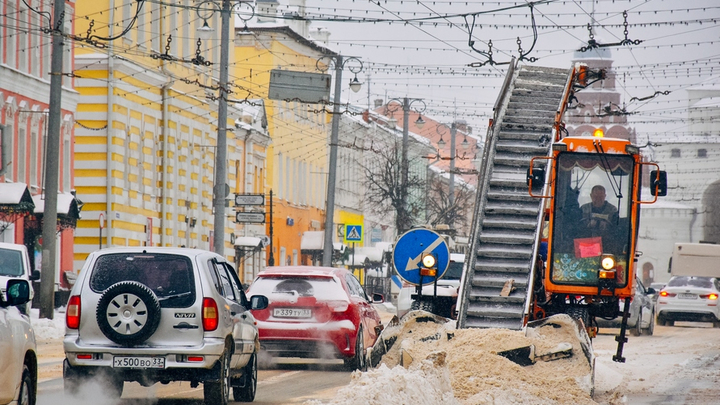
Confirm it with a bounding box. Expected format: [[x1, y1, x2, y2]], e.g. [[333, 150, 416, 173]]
[[96, 281, 162, 346]]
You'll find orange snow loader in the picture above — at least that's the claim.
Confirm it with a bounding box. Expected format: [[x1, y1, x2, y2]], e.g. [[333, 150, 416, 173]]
[[527, 132, 667, 362]]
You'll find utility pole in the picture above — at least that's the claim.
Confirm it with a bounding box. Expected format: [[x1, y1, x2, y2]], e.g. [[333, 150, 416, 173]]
[[322, 55, 344, 267], [212, 0, 231, 256], [449, 122, 457, 208], [39, 0, 66, 319], [400, 97, 410, 233]]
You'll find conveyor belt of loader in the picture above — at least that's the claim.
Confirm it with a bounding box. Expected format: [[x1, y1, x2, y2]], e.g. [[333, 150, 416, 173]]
[[457, 64, 572, 330]]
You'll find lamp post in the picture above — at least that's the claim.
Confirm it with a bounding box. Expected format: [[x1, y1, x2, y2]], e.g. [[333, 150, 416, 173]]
[[316, 55, 363, 267], [386, 97, 426, 234], [196, 1, 253, 255]]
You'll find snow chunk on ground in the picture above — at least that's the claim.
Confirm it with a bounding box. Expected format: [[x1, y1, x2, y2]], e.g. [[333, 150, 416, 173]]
[[30, 307, 66, 341], [308, 312, 596, 405]]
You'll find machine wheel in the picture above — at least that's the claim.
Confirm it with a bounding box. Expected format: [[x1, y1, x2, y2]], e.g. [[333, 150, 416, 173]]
[[642, 311, 655, 336], [566, 306, 590, 328], [18, 365, 35, 405], [204, 350, 230, 405], [411, 299, 434, 313], [344, 327, 366, 371], [233, 353, 257, 402], [96, 281, 161, 346], [630, 313, 642, 337]]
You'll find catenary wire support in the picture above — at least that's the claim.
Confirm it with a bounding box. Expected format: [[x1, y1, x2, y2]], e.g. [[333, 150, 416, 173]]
[[465, 3, 538, 67]]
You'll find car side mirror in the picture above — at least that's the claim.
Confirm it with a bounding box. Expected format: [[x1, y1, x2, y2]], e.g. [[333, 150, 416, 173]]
[[2, 279, 31, 308], [30, 270, 40, 281], [526, 167, 545, 192], [372, 293, 384, 304], [646, 287, 656, 295], [650, 170, 667, 197], [250, 295, 269, 310]]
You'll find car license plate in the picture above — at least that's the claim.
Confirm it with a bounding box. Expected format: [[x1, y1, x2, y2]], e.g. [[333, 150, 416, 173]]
[[273, 308, 311, 318], [113, 356, 166, 369], [678, 293, 697, 299]]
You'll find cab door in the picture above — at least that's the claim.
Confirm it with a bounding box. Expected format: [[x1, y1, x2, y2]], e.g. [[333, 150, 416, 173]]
[[212, 260, 257, 369]]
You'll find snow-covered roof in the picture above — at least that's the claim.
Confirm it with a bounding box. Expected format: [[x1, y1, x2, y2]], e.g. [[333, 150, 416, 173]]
[[32, 193, 81, 217], [0, 182, 33, 206]]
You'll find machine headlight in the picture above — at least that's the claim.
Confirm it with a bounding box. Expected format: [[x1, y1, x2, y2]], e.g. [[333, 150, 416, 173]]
[[421, 253, 437, 268], [601, 255, 616, 270]]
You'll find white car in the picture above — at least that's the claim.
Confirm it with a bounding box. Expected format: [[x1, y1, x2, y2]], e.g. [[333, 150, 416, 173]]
[[397, 253, 465, 319], [0, 243, 38, 313], [63, 247, 268, 404], [656, 276, 720, 327], [0, 279, 36, 405]]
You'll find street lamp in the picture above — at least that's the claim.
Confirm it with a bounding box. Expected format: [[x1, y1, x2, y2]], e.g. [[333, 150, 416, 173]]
[[316, 55, 363, 267], [386, 97, 426, 234], [195, 0, 253, 255]]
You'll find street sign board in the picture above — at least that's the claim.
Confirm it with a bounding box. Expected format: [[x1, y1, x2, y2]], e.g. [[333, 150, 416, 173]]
[[392, 228, 450, 286], [235, 194, 265, 206], [235, 212, 266, 223], [344, 224, 363, 243], [268, 69, 332, 104]]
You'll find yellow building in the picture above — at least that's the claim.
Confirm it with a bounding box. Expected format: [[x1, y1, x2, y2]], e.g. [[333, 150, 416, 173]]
[[72, 0, 270, 273], [234, 24, 346, 267]]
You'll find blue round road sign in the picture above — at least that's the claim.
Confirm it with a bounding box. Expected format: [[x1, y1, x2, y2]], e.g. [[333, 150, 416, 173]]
[[392, 228, 450, 286]]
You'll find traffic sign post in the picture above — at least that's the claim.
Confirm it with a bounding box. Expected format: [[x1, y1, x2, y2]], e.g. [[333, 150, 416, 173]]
[[235, 194, 265, 206], [235, 212, 266, 223], [392, 228, 450, 286], [344, 224, 363, 244]]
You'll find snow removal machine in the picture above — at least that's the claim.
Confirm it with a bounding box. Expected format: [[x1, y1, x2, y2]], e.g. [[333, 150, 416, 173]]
[[454, 61, 667, 363]]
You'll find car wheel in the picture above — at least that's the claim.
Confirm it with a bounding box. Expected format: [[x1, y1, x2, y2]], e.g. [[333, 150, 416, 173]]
[[656, 314, 666, 326], [63, 360, 86, 396], [344, 327, 366, 371], [204, 350, 230, 405], [18, 364, 35, 405], [630, 312, 642, 337], [642, 311, 655, 336], [713, 318, 720, 328], [233, 352, 257, 402], [96, 281, 161, 346]]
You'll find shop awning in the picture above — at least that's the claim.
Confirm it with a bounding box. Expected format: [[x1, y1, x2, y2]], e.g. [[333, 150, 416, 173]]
[[0, 182, 35, 220], [235, 236, 262, 248], [31, 193, 83, 230]]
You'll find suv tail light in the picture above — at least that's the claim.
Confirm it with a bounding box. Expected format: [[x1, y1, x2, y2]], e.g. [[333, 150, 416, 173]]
[[202, 298, 219, 331], [67, 295, 81, 329]]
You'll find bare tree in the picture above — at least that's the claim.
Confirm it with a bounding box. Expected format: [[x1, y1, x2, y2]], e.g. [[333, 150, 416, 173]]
[[425, 171, 476, 236], [360, 138, 426, 234]]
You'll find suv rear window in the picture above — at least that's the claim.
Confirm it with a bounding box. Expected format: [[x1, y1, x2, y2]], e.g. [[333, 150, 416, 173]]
[[250, 276, 348, 301], [667, 276, 714, 289], [89, 253, 196, 308]]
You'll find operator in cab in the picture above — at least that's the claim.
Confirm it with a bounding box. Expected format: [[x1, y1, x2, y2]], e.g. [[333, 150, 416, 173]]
[[580, 185, 620, 252]]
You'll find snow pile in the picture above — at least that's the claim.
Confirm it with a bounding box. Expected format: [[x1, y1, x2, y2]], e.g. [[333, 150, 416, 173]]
[[307, 312, 596, 405], [30, 307, 66, 341]]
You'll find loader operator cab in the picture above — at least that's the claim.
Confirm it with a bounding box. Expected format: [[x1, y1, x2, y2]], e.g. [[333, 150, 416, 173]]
[[549, 152, 633, 291]]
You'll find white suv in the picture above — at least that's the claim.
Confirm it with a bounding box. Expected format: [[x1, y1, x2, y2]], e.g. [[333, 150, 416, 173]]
[[0, 279, 36, 405], [63, 248, 268, 404]]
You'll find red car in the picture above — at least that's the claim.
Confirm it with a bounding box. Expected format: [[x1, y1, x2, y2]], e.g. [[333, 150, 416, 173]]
[[247, 266, 383, 370]]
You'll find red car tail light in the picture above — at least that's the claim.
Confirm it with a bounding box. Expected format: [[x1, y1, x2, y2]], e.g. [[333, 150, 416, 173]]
[[67, 295, 81, 329], [659, 291, 676, 297], [202, 298, 219, 331], [700, 293, 719, 300]]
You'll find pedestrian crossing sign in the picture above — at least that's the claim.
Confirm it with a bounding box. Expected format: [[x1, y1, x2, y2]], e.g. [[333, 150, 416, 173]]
[[344, 224, 363, 243]]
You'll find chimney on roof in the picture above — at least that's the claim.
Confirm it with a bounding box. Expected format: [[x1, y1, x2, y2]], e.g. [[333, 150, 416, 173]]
[[309, 27, 330, 45], [374, 99, 384, 109], [467, 126, 472, 134], [257, 0, 279, 24]]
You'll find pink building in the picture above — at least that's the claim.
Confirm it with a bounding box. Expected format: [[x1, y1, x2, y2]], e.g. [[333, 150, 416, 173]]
[[0, 0, 80, 294]]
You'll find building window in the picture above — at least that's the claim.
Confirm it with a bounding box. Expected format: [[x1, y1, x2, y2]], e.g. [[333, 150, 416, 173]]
[[30, 131, 38, 187], [671, 148, 681, 158], [698, 149, 707, 158], [2, 124, 14, 181], [17, 127, 26, 183], [277, 153, 283, 200], [63, 138, 71, 192]]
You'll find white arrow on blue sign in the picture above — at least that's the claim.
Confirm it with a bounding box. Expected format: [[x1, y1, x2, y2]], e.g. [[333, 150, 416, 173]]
[[392, 228, 450, 286]]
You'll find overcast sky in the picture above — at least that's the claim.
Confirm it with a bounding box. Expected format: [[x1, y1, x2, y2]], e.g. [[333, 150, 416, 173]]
[[263, 0, 720, 139]]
